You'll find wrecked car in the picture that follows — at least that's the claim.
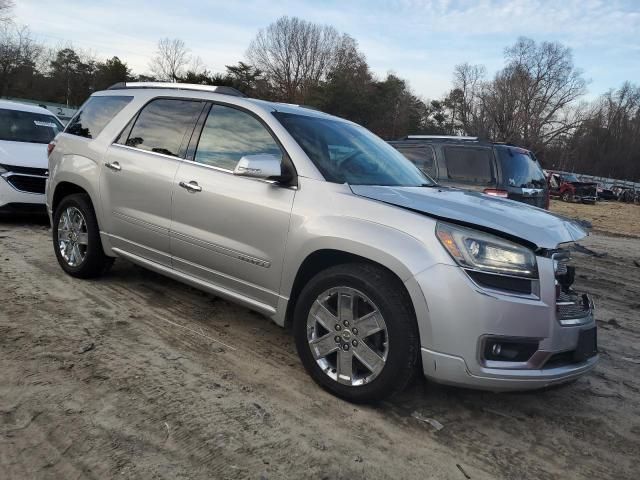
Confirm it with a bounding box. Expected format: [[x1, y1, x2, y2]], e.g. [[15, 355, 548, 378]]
[[548, 171, 598, 204], [46, 83, 598, 402]]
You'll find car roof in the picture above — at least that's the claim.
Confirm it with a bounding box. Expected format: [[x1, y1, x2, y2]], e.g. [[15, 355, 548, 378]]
[[0, 99, 59, 116], [101, 82, 348, 123], [388, 136, 533, 153]]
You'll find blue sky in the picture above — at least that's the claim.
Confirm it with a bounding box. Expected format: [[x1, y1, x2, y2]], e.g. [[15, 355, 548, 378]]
[[16, 0, 640, 100]]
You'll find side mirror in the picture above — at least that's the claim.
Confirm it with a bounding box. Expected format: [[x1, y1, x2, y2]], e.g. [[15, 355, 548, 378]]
[[233, 154, 282, 180]]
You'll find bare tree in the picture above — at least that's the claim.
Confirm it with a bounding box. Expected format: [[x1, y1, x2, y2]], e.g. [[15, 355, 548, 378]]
[[488, 38, 587, 151], [149, 38, 190, 82], [449, 63, 488, 135], [0, 0, 14, 24], [0, 25, 42, 96], [247, 16, 341, 102]]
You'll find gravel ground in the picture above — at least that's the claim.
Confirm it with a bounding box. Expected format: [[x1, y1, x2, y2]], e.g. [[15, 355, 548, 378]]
[[1, 214, 639, 480]]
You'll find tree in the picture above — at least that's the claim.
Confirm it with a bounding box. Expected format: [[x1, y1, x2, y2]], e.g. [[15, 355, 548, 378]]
[[94, 56, 130, 90], [247, 16, 341, 103], [0, 25, 42, 97], [0, 0, 14, 24], [149, 38, 190, 82]]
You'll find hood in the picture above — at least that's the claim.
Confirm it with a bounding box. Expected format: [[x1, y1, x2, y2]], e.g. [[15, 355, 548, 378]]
[[0, 140, 48, 169], [350, 185, 587, 250]]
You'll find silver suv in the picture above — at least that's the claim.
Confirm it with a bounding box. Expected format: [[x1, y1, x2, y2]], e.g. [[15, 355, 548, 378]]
[[46, 83, 598, 402]]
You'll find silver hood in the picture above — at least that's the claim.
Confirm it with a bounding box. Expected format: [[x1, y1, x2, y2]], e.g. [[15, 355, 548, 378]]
[[351, 185, 587, 250]]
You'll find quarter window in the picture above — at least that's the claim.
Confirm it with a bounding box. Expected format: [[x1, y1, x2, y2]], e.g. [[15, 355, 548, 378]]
[[123, 99, 203, 157], [396, 146, 436, 178], [443, 146, 494, 184], [66, 95, 132, 139], [194, 105, 282, 170]]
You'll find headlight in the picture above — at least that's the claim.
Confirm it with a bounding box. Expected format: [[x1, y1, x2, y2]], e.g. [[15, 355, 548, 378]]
[[436, 221, 538, 278]]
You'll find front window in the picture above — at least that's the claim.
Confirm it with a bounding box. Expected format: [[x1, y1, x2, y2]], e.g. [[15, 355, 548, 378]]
[[497, 148, 547, 188], [562, 173, 580, 183], [274, 112, 432, 186], [0, 108, 64, 144]]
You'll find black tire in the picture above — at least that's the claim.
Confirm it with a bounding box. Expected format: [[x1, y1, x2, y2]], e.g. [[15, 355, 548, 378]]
[[52, 193, 114, 278], [561, 192, 572, 202], [293, 263, 419, 403]]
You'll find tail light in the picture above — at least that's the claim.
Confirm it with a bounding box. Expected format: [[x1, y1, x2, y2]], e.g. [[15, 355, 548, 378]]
[[47, 141, 56, 157], [544, 189, 550, 209], [483, 188, 509, 198]]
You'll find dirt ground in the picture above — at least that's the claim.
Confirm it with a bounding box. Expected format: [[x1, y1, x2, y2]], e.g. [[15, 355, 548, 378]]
[[550, 199, 640, 238], [1, 212, 639, 480]]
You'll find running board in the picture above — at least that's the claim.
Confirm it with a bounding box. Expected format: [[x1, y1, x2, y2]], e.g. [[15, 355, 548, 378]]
[[112, 247, 277, 317]]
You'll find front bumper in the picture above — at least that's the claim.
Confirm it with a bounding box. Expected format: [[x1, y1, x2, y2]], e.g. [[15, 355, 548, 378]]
[[409, 261, 597, 391]]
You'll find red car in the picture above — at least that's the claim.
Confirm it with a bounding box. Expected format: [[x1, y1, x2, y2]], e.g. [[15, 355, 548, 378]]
[[547, 171, 597, 204]]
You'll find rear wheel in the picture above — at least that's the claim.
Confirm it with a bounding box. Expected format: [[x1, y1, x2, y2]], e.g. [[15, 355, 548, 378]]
[[561, 191, 572, 202], [53, 193, 113, 278], [293, 263, 419, 403]]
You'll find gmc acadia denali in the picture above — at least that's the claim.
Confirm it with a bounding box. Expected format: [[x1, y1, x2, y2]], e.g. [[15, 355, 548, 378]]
[[46, 83, 598, 402]]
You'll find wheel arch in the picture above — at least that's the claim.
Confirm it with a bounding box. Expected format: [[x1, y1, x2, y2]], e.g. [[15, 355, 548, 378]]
[[282, 248, 418, 330]]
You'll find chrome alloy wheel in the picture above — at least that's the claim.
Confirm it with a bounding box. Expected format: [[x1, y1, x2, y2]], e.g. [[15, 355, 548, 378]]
[[57, 206, 89, 267], [307, 287, 389, 386]]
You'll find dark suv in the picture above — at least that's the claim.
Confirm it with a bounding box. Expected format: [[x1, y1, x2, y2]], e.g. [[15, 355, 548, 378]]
[[389, 136, 549, 209]]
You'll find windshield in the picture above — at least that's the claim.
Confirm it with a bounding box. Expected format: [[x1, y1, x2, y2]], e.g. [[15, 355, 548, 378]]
[[0, 108, 64, 144], [497, 148, 547, 188], [273, 112, 433, 186], [562, 173, 580, 182]]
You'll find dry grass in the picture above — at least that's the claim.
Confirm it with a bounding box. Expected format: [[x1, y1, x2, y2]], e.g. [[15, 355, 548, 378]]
[[550, 199, 640, 238]]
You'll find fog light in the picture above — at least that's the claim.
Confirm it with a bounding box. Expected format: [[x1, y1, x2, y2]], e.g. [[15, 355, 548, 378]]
[[484, 338, 538, 362]]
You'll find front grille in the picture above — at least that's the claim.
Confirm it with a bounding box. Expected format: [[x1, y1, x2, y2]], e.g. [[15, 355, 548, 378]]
[[553, 249, 592, 323], [556, 291, 591, 320], [0, 163, 48, 176], [6, 175, 46, 194], [575, 185, 596, 197]]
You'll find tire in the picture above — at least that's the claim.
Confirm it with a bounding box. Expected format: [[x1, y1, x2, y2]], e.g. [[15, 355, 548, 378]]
[[561, 192, 572, 202], [52, 193, 114, 278], [293, 263, 419, 403]]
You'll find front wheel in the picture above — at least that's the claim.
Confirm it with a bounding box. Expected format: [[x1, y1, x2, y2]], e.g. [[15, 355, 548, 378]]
[[293, 263, 419, 403], [561, 192, 572, 202], [53, 193, 114, 278]]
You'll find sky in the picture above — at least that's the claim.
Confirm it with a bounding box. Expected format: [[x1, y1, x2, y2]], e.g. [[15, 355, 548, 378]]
[[15, 0, 640, 100]]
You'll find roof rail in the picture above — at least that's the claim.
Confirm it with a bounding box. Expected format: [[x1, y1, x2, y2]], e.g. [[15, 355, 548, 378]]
[[405, 135, 479, 141], [107, 82, 247, 97]]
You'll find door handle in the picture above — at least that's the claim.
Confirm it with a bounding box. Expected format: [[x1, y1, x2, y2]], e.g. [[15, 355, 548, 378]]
[[104, 161, 121, 171], [179, 180, 202, 193]]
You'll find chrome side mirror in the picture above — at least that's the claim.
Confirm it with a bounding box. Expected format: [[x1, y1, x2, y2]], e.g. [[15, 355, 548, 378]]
[[233, 154, 282, 179]]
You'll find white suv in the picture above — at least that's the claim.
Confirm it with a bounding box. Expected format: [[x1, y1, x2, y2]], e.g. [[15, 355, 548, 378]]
[[46, 83, 598, 402], [0, 100, 64, 213]]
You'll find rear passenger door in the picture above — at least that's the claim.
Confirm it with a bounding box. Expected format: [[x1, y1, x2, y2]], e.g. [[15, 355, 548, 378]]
[[170, 103, 295, 310], [100, 98, 205, 266], [394, 145, 437, 180], [438, 146, 497, 193]]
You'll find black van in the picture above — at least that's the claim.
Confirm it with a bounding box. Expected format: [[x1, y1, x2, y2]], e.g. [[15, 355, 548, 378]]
[[389, 136, 549, 209]]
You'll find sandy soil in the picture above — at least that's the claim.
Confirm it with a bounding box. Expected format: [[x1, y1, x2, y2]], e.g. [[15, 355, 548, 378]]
[[1, 215, 639, 480], [550, 199, 640, 238]]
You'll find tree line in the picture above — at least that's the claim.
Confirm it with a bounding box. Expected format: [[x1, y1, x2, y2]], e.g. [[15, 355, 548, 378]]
[[0, 10, 638, 181]]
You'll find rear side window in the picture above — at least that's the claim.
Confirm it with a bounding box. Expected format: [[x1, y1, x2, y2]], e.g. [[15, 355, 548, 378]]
[[395, 146, 436, 178], [497, 148, 546, 188], [123, 99, 204, 157], [66, 96, 132, 139], [0, 108, 64, 144], [443, 146, 494, 184], [194, 104, 282, 170]]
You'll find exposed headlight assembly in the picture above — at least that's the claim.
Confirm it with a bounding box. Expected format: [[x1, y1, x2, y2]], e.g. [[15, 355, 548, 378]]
[[436, 221, 538, 278]]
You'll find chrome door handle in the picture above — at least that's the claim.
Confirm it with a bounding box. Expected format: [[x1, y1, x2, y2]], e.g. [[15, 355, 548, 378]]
[[104, 161, 121, 171], [179, 180, 202, 193]]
